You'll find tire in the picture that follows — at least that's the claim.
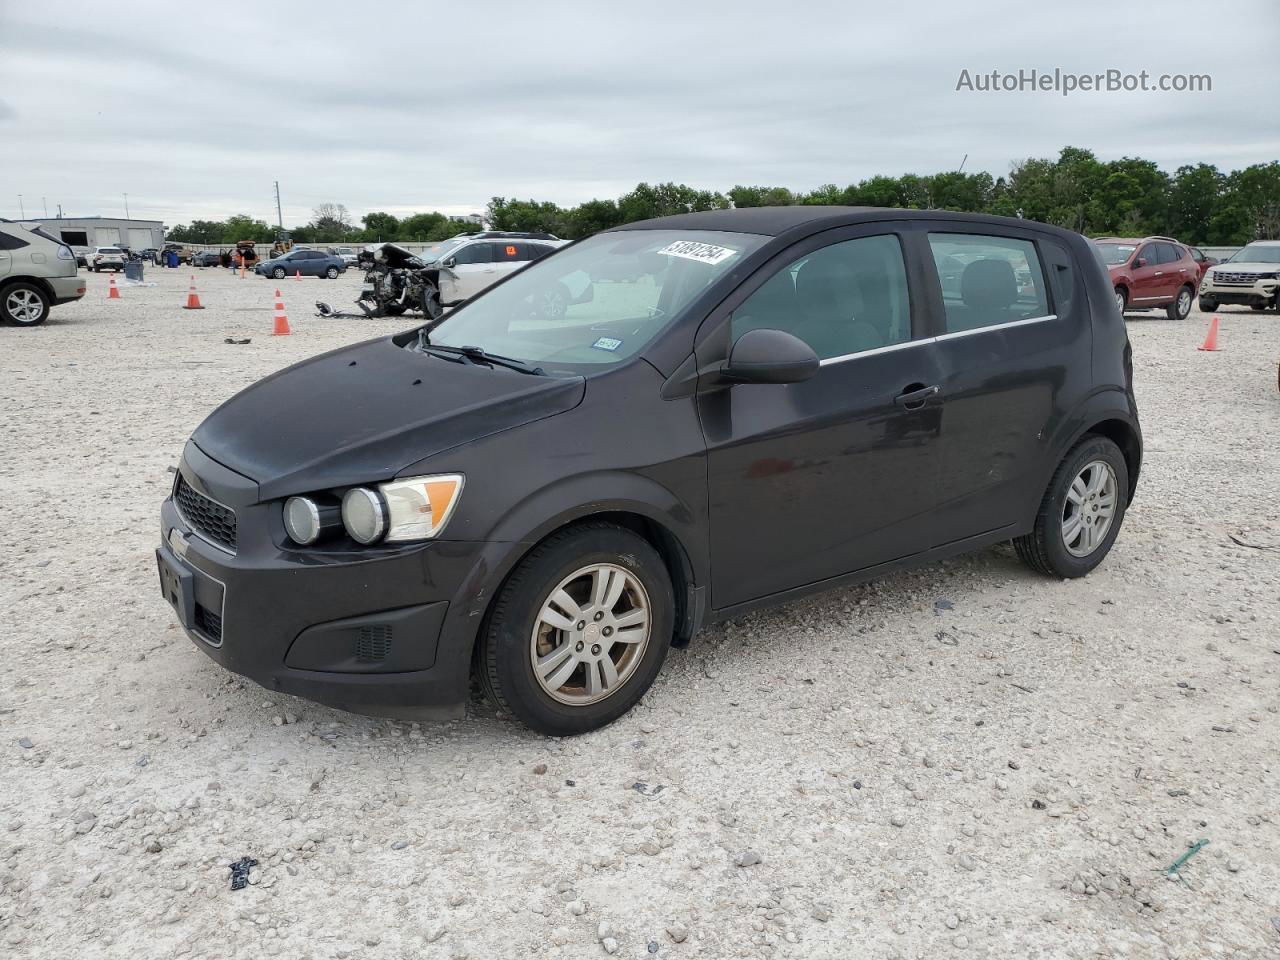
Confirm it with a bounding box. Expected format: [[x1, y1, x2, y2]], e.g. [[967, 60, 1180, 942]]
[[1166, 285, 1194, 320], [272, 267, 286, 280], [383, 301, 406, 316], [480, 522, 674, 735], [1013, 435, 1129, 579], [1199, 297, 1218, 312], [1251, 303, 1266, 311], [91, 265, 99, 273], [2, 282, 51, 327], [325, 266, 339, 279], [1113, 286, 1127, 314]]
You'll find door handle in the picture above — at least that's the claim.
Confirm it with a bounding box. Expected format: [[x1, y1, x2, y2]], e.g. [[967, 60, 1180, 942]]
[[894, 384, 940, 410], [1153, 271, 1164, 276]]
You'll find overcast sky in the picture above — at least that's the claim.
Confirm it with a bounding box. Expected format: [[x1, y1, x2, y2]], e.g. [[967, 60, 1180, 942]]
[[2, 1, 1277, 228]]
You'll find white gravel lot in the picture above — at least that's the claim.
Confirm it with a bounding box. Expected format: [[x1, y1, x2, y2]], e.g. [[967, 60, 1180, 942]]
[[2, 264, 1279, 960]]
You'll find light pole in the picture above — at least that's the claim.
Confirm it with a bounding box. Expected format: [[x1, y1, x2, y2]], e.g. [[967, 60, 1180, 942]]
[[123, 193, 130, 219], [42, 197, 48, 218], [17, 194, 23, 219]]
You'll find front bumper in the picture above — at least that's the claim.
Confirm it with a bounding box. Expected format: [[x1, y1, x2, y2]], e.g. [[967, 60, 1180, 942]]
[[1200, 275, 1279, 305], [157, 443, 498, 716]]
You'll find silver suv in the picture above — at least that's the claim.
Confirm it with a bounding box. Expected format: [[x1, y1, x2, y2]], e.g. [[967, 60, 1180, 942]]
[[1, 220, 86, 327], [425, 232, 565, 305], [1198, 240, 1280, 312]]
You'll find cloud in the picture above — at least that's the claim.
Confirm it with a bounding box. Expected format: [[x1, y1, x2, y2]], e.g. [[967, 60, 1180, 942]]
[[1, 1, 1277, 224]]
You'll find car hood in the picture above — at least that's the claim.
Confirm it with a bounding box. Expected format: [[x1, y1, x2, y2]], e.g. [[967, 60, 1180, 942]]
[[192, 336, 585, 500], [1209, 261, 1280, 274]]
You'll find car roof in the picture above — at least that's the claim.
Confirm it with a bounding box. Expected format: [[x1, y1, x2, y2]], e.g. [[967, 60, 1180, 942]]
[[612, 206, 1081, 240]]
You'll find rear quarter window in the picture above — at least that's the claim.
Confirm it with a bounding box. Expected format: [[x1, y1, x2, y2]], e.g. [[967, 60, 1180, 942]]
[[1040, 239, 1077, 317]]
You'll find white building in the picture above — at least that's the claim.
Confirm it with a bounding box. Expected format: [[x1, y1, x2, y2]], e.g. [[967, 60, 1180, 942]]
[[18, 216, 166, 255]]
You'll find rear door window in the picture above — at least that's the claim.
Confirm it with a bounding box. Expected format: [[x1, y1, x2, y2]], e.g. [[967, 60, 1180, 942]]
[[926, 234, 1049, 333], [453, 242, 493, 265], [1155, 243, 1182, 264]]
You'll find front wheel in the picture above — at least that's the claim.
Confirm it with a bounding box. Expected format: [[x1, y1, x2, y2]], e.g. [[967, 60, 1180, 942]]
[[1014, 435, 1129, 578], [1114, 287, 1128, 314], [480, 522, 674, 735], [3, 282, 50, 327], [1199, 297, 1218, 312], [325, 266, 340, 279], [1167, 285, 1194, 320], [272, 267, 286, 280]]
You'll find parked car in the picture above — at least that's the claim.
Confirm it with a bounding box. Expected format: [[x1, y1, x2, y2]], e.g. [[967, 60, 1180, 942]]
[[1092, 236, 1199, 320], [162, 242, 194, 265], [90, 246, 127, 272], [423, 233, 564, 305], [192, 251, 223, 267], [158, 207, 1141, 734], [254, 248, 347, 279], [1188, 245, 1218, 282], [0, 219, 86, 326], [1197, 240, 1280, 312], [329, 246, 359, 267]]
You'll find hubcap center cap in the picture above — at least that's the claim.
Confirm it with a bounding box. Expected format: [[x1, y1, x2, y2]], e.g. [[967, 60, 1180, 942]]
[[584, 623, 601, 644]]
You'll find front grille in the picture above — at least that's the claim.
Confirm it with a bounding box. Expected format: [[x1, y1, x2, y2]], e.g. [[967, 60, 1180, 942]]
[[1212, 271, 1264, 286], [174, 474, 237, 552], [195, 604, 223, 642], [356, 625, 393, 663]]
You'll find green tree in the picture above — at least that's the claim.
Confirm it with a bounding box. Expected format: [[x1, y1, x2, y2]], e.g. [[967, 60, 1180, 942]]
[[167, 219, 225, 244], [728, 185, 796, 208], [566, 199, 622, 238], [220, 214, 275, 244], [361, 211, 401, 242]]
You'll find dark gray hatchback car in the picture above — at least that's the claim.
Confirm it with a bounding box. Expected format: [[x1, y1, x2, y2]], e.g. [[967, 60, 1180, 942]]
[[159, 207, 1141, 735]]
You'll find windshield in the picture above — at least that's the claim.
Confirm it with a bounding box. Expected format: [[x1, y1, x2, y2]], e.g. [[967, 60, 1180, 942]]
[[1094, 242, 1135, 265], [425, 229, 765, 370], [1228, 244, 1280, 264]]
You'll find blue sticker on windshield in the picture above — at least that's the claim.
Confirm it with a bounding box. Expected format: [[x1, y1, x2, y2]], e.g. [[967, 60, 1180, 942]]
[[592, 337, 623, 352]]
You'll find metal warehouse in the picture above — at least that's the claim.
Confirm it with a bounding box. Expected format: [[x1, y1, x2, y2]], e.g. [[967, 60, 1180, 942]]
[[19, 216, 167, 255]]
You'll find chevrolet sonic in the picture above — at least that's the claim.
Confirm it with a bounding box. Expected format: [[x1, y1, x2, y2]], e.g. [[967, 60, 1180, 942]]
[[157, 207, 1142, 735]]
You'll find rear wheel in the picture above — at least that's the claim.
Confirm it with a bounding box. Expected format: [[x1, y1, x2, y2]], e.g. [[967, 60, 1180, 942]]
[[1167, 285, 1194, 320], [3, 282, 50, 327], [325, 266, 340, 279], [480, 522, 673, 735], [1014, 435, 1129, 578], [1114, 287, 1127, 314]]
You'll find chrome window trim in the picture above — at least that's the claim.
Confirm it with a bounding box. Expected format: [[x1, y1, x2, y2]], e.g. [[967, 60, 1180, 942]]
[[818, 314, 1057, 366]]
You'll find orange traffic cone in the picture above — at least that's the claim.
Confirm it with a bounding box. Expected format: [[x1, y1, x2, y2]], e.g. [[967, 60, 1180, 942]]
[[183, 275, 204, 310], [1197, 316, 1221, 352], [272, 289, 291, 336], [107, 274, 120, 299], [294, 269, 302, 281]]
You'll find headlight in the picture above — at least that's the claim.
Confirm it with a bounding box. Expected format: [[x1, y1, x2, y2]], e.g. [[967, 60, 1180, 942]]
[[341, 488, 388, 544], [1257, 272, 1278, 280], [379, 474, 464, 542], [283, 496, 341, 545]]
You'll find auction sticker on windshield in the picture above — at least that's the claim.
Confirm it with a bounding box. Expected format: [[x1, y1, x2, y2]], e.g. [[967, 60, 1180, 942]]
[[658, 240, 737, 265]]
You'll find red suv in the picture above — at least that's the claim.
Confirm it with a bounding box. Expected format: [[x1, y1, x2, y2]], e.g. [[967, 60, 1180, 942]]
[[1093, 236, 1199, 320]]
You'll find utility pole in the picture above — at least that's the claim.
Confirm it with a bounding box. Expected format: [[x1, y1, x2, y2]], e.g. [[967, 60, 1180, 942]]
[[57, 203, 63, 218], [274, 181, 284, 235], [123, 193, 130, 218], [958, 153, 968, 173], [42, 197, 48, 218], [17, 194, 23, 218]]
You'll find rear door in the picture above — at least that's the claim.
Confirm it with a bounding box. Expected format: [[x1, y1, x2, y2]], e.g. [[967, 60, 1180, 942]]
[[699, 225, 943, 609], [923, 227, 1088, 546], [0, 226, 25, 278]]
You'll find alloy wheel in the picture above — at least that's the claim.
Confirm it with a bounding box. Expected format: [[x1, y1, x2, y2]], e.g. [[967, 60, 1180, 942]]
[[529, 563, 651, 706], [1177, 289, 1192, 317], [1061, 460, 1118, 558], [6, 289, 45, 324]]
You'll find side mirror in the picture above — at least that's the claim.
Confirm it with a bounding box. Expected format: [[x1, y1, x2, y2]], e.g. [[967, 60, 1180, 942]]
[[442, 257, 456, 269], [722, 328, 819, 385], [1133, 257, 1147, 268]]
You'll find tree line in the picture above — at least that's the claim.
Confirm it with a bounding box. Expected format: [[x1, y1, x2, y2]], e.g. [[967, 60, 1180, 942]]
[[167, 147, 1280, 248]]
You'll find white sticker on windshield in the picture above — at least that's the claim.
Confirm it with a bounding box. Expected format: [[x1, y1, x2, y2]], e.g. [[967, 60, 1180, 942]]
[[657, 240, 737, 265], [592, 336, 623, 352]]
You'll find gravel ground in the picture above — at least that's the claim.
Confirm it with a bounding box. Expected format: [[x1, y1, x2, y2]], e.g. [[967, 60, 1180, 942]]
[[2, 265, 1279, 960]]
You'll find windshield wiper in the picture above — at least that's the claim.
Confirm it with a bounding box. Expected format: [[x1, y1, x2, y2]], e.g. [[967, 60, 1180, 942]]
[[419, 342, 544, 376]]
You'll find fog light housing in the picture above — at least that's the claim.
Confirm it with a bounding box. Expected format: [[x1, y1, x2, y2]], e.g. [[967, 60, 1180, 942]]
[[342, 488, 387, 544]]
